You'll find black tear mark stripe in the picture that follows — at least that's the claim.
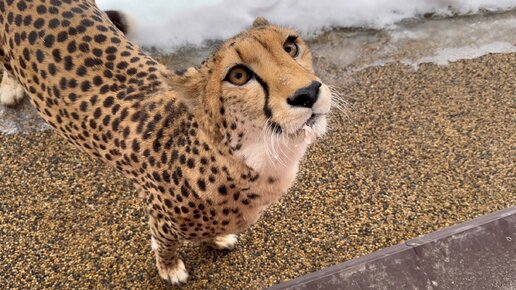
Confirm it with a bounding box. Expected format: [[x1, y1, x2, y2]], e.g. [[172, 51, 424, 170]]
[[255, 73, 282, 134], [254, 73, 270, 118]]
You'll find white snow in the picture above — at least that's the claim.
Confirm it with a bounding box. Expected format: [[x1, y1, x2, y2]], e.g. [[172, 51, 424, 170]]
[[96, 0, 516, 48]]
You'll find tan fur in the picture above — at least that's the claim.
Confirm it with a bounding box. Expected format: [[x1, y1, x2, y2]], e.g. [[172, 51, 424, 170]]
[[0, 0, 331, 284]]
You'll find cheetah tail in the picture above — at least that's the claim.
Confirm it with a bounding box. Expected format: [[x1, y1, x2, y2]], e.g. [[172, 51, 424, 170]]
[[104, 10, 137, 38]]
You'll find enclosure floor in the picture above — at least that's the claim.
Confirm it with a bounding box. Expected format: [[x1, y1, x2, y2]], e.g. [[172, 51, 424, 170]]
[[1, 53, 515, 289]]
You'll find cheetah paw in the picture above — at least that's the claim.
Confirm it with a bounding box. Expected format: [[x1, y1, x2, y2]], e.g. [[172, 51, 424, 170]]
[[211, 234, 238, 250], [157, 259, 189, 285], [0, 76, 24, 107]]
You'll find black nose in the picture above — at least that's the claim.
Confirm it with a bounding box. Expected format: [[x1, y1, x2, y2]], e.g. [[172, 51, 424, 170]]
[[287, 81, 322, 108]]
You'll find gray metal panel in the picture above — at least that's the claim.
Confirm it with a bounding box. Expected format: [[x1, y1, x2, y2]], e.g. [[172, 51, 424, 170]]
[[268, 206, 516, 290]]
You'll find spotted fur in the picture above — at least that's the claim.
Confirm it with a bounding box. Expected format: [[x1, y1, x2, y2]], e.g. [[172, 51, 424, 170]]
[[0, 0, 331, 284]]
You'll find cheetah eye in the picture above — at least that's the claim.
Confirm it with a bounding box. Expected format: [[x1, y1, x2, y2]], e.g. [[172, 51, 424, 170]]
[[225, 65, 253, 86], [283, 37, 299, 58]]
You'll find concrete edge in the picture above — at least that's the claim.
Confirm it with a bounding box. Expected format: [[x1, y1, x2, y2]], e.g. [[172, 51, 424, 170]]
[[267, 206, 516, 290]]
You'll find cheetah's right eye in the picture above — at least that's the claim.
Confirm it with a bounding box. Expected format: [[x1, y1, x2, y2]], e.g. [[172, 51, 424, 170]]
[[225, 65, 253, 86]]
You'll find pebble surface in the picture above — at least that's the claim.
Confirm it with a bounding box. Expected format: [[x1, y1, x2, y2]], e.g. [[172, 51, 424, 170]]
[[1, 53, 515, 289]]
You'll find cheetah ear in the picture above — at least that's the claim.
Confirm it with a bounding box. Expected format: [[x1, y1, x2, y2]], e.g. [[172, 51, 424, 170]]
[[168, 67, 204, 106], [253, 17, 270, 28]]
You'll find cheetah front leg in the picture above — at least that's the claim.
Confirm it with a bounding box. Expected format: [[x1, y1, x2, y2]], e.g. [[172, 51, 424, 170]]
[[0, 67, 25, 107], [209, 234, 238, 250], [149, 216, 188, 284]]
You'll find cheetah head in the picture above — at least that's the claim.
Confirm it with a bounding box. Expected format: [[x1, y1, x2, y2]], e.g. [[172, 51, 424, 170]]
[[170, 18, 332, 169]]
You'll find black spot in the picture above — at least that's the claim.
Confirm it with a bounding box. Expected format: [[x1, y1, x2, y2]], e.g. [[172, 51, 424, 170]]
[[62, 11, 74, 19], [36, 5, 47, 14], [187, 158, 195, 169], [23, 15, 32, 26], [67, 40, 77, 53], [115, 74, 127, 82], [34, 18, 45, 29], [36, 50, 45, 63], [68, 93, 77, 102], [55, 31, 67, 42], [96, 25, 108, 32], [48, 63, 57, 76], [162, 171, 171, 182], [68, 79, 77, 88], [76, 66, 87, 77], [179, 185, 189, 198], [117, 61, 129, 70], [81, 80, 91, 92], [105, 46, 117, 54], [76, 25, 87, 34], [78, 42, 89, 53], [68, 27, 77, 36], [218, 185, 227, 196], [81, 19, 94, 27], [130, 140, 140, 153], [102, 96, 114, 108], [59, 77, 67, 90], [17, 1, 27, 11], [93, 108, 101, 118], [28, 31, 38, 45], [92, 48, 103, 57], [50, 0, 62, 6], [152, 139, 161, 153], [102, 115, 111, 126], [94, 34, 107, 43], [89, 119, 97, 129], [14, 15, 22, 26], [112, 118, 120, 132], [80, 101, 88, 112], [64, 56, 74, 70], [49, 48, 61, 62], [48, 18, 60, 29], [152, 172, 162, 182]]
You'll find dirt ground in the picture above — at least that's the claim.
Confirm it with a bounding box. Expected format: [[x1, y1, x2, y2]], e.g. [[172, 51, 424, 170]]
[[1, 52, 515, 289]]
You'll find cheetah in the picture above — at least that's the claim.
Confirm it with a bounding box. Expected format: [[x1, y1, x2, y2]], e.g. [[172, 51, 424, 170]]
[[0, 0, 332, 284], [0, 1, 132, 105]]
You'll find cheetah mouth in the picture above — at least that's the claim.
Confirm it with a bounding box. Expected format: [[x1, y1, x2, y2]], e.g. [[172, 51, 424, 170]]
[[267, 113, 327, 140], [287, 113, 327, 139], [304, 113, 319, 127]]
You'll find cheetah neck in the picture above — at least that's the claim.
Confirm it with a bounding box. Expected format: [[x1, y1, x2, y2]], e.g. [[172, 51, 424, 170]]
[[235, 133, 310, 197]]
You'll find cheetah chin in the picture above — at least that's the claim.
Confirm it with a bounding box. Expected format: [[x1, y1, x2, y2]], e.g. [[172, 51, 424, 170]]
[[0, 2, 332, 285]]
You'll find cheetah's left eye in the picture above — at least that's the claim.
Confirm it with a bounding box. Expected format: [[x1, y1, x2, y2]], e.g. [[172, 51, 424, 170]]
[[225, 65, 253, 86]]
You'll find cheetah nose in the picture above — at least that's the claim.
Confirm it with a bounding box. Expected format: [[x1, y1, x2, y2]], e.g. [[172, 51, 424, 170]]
[[287, 81, 322, 108]]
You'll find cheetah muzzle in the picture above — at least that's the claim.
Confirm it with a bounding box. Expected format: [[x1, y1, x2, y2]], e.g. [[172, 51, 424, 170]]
[[0, 1, 332, 284]]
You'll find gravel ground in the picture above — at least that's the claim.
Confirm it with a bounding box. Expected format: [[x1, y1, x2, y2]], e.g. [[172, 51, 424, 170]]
[[1, 53, 515, 289]]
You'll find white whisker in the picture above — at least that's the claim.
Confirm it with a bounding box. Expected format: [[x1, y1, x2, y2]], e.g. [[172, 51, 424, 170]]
[[270, 128, 287, 167], [328, 85, 353, 123], [261, 118, 276, 168]]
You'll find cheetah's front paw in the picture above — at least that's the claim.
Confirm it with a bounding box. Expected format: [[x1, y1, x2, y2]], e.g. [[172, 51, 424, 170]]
[[0, 76, 24, 106], [210, 234, 238, 250], [157, 259, 189, 285]]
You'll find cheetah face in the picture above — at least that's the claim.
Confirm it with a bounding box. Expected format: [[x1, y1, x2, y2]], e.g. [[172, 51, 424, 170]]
[[171, 20, 331, 147]]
